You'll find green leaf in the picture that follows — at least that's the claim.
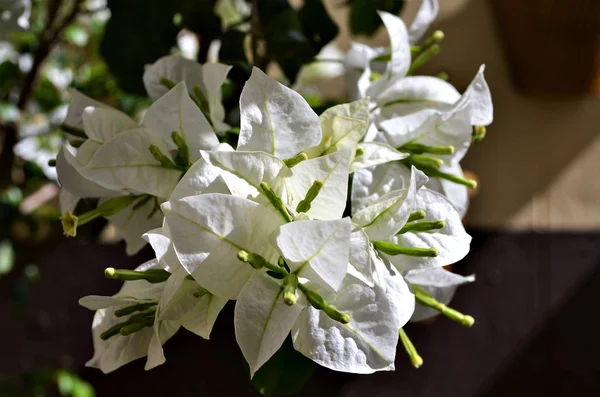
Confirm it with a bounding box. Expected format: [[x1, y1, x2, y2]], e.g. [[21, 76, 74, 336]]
[[0, 240, 15, 279], [0, 61, 20, 94], [250, 337, 316, 397], [33, 77, 62, 112], [349, 0, 405, 36]]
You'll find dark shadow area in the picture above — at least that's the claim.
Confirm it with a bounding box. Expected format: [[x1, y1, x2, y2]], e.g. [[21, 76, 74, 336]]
[[2, 230, 600, 396]]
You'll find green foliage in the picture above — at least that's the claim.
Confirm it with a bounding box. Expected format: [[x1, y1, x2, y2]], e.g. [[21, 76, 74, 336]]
[[259, 0, 338, 82], [348, 0, 404, 35], [100, 0, 181, 94], [33, 77, 63, 112], [250, 338, 316, 397]]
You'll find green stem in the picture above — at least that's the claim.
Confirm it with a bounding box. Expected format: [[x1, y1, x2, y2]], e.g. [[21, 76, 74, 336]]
[[398, 221, 445, 234], [399, 328, 423, 368], [412, 284, 475, 327], [104, 268, 171, 284], [372, 241, 438, 257]]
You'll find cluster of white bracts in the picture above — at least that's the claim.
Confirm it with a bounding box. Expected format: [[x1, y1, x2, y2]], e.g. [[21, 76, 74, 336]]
[[57, 0, 492, 377]]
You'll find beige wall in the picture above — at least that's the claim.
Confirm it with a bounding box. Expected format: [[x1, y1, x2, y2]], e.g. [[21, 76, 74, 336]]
[[325, 0, 600, 230]]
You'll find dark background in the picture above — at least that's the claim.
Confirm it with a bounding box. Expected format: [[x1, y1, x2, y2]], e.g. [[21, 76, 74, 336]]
[[2, 230, 599, 396]]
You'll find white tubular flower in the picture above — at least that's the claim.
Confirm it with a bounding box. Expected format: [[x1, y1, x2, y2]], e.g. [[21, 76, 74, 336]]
[[143, 55, 232, 133], [79, 260, 179, 373], [405, 267, 474, 323]]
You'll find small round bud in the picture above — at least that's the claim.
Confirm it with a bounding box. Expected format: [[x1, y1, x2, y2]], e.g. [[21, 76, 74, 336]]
[[411, 354, 424, 369], [104, 267, 117, 278], [461, 315, 475, 328], [237, 250, 249, 263], [61, 211, 78, 237], [433, 30, 445, 42]]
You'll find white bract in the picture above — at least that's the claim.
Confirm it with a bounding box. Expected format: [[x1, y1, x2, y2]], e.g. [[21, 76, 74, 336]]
[[79, 260, 178, 373], [405, 267, 474, 322], [67, 24, 489, 378]]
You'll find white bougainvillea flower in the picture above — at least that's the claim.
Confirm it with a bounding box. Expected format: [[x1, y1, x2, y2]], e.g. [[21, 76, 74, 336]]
[[382, 188, 471, 272], [284, 148, 352, 221], [350, 141, 408, 173], [291, 255, 414, 374], [162, 193, 285, 299], [143, 55, 232, 132], [79, 260, 179, 373], [0, 0, 30, 38], [201, 149, 291, 202], [60, 82, 219, 199], [425, 161, 469, 218], [404, 267, 474, 322], [352, 166, 418, 241], [305, 98, 370, 159], [408, 0, 439, 44], [144, 227, 228, 339], [351, 160, 427, 214], [234, 217, 352, 376], [237, 67, 322, 159]]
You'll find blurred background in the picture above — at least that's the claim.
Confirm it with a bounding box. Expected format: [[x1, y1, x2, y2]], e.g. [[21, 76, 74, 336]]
[[1, 0, 599, 395]]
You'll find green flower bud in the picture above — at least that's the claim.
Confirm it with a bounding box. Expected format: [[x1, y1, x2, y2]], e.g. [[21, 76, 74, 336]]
[[298, 283, 350, 324], [412, 284, 475, 327], [372, 241, 438, 257], [159, 77, 176, 90], [402, 154, 444, 169], [472, 125, 486, 143], [283, 152, 308, 168], [114, 302, 157, 317], [296, 179, 324, 214], [260, 181, 293, 222], [398, 220, 446, 234], [400, 143, 455, 156], [399, 328, 423, 369], [61, 195, 139, 237], [104, 267, 171, 284], [149, 144, 178, 170], [407, 44, 440, 76], [407, 210, 427, 222]]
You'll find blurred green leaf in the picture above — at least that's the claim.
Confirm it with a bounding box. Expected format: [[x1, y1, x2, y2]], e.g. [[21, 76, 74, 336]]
[[349, 0, 404, 36], [100, 0, 180, 94], [56, 370, 95, 397], [65, 25, 89, 47], [299, 0, 338, 54], [33, 77, 62, 112], [0, 240, 15, 278], [250, 338, 316, 397], [0, 61, 21, 94]]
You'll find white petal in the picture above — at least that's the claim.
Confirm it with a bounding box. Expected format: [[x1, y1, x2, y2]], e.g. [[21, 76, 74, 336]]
[[169, 157, 229, 201], [353, 166, 417, 240], [378, 108, 438, 149], [143, 55, 205, 101], [180, 293, 228, 339], [82, 129, 182, 198], [144, 318, 180, 371], [408, 0, 439, 44], [405, 267, 474, 322], [307, 98, 370, 158], [453, 65, 493, 126], [63, 89, 108, 131], [352, 162, 427, 213], [238, 67, 321, 158], [103, 196, 163, 255], [55, 145, 120, 198], [375, 76, 460, 116], [292, 270, 412, 374], [285, 149, 351, 220], [350, 142, 408, 173], [202, 150, 291, 200], [235, 272, 304, 377], [59, 188, 79, 213], [144, 226, 179, 272], [425, 162, 468, 218], [347, 229, 375, 287], [200, 63, 232, 132], [384, 188, 471, 272], [271, 218, 351, 292], [366, 12, 411, 97], [163, 194, 283, 299], [82, 106, 137, 143], [142, 82, 219, 161]]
